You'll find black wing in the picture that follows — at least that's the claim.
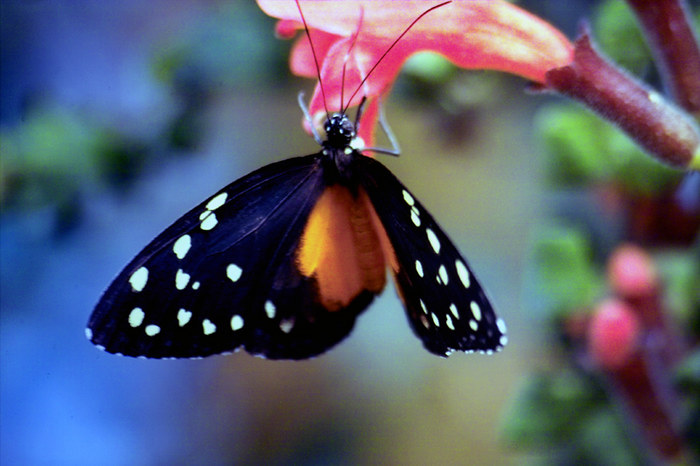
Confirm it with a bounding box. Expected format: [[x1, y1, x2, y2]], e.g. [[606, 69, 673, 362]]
[[87, 155, 374, 359], [358, 156, 507, 356]]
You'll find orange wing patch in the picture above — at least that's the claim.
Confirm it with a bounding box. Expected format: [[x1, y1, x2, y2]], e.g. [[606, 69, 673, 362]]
[[297, 185, 396, 310]]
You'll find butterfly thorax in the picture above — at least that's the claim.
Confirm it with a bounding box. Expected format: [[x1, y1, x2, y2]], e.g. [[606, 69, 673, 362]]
[[320, 112, 362, 186]]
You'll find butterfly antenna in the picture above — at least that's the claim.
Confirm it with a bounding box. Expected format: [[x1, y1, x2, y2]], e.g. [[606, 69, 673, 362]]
[[344, 1, 451, 112], [340, 6, 365, 112], [295, 0, 330, 120]]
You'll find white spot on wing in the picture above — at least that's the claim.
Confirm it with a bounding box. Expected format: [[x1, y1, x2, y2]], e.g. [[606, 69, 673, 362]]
[[85, 328, 93, 340], [426, 228, 440, 254], [411, 210, 421, 227], [173, 234, 192, 260], [202, 319, 216, 335], [445, 314, 455, 330], [415, 260, 424, 278], [230, 315, 244, 331], [226, 263, 242, 282], [470, 301, 482, 321], [200, 212, 218, 231], [192, 281, 200, 290], [438, 264, 448, 285], [128, 307, 145, 328], [402, 189, 415, 206], [455, 259, 470, 288], [145, 324, 160, 336], [469, 319, 478, 331], [280, 318, 294, 334], [500, 335, 508, 346], [496, 318, 507, 334], [449, 303, 460, 319], [265, 300, 276, 319], [420, 299, 428, 314], [206, 192, 228, 211], [177, 308, 192, 326], [175, 269, 190, 290], [431, 313, 440, 327], [129, 267, 148, 292]]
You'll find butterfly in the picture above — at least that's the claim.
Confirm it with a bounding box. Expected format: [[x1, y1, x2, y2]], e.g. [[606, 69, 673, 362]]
[[86, 0, 507, 360]]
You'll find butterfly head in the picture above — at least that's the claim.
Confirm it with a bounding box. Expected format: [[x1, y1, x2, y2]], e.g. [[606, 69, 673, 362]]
[[324, 112, 356, 151]]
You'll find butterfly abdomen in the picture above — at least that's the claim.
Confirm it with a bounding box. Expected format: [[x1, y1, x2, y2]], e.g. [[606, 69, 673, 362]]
[[296, 183, 390, 311]]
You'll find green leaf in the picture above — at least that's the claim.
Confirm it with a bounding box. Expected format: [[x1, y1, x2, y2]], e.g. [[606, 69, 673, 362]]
[[656, 247, 700, 336], [537, 104, 680, 194], [537, 105, 614, 185], [500, 370, 601, 448], [527, 223, 603, 319], [594, 0, 652, 76]]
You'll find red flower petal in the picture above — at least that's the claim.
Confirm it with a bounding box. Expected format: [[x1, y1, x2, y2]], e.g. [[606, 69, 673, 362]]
[[259, 0, 573, 145], [275, 19, 300, 39], [288, 28, 340, 77]]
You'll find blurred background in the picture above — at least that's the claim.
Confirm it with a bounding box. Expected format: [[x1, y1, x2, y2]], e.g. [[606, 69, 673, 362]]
[[1, 1, 698, 464]]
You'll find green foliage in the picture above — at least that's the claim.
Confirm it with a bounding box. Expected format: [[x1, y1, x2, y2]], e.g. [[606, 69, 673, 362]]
[[656, 247, 700, 334], [501, 370, 600, 447], [528, 223, 603, 319], [594, 0, 652, 76], [676, 348, 700, 395], [403, 52, 455, 84], [92, 131, 149, 188], [575, 408, 643, 465], [536, 104, 680, 194], [0, 104, 149, 230], [1, 106, 100, 211], [676, 348, 700, 456], [501, 369, 642, 464], [506, 2, 699, 464]]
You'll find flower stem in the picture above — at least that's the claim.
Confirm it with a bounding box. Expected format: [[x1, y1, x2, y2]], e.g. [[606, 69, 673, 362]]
[[624, 0, 700, 114]]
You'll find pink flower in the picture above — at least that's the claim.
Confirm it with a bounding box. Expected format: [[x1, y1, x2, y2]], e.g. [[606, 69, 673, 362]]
[[258, 0, 573, 146]]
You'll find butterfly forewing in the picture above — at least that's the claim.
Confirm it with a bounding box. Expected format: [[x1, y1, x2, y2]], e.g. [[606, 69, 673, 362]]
[[89, 155, 372, 359], [358, 156, 507, 356]]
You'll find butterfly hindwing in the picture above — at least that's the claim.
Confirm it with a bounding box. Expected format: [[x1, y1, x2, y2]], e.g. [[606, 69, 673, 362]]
[[358, 156, 507, 356], [88, 154, 373, 359]]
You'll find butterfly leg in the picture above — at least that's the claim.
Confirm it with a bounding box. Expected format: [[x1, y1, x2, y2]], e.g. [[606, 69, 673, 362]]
[[298, 91, 323, 145], [358, 97, 401, 157]]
